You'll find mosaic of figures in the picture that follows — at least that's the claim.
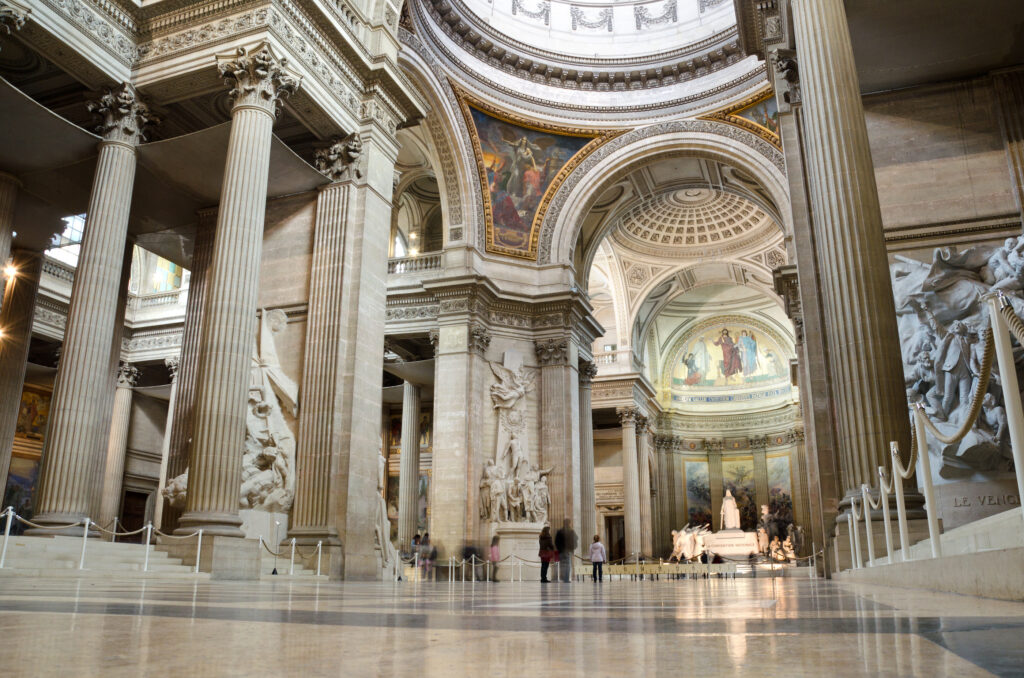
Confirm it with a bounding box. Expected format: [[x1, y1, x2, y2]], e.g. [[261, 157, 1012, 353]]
[[671, 319, 789, 390]]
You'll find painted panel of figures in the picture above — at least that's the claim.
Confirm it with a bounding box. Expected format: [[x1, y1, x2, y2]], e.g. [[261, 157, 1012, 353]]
[[469, 107, 591, 256], [674, 321, 788, 389], [735, 97, 779, 136], [721, 457, 757, 530], [684, 460, 712, 526], [767, 453, 794, 524]]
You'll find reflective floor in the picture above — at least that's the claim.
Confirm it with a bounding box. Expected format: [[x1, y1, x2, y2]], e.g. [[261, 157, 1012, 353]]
[[1, 575, 1023, 677]]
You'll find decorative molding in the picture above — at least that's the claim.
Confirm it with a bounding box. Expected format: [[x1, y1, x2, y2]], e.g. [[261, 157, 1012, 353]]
[[570, 6, 611, 32], [579, 361, 599, 384], [87, 82, 156, 145], [217, 43, 300, 116], [634, 0, 676, 30], [315, 134, 364, 182], [38, 0, 138, 65], [700, 87, 781, 149], [0, 1, 29, 47], [165, 355, 180, 382], [511, 0, 550, 25]]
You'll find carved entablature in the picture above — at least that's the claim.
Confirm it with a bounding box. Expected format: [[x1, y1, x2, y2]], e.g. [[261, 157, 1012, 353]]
[[748, 434, 769, 452], [87, 83, 156, 145], [534, 338, 569, 366]]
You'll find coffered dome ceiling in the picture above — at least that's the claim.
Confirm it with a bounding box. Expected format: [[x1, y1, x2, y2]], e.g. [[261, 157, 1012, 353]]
[[611, 187, 778, 257]]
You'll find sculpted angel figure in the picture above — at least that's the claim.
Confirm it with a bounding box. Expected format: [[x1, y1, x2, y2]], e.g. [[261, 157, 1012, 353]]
[[489, 361, 536, 411]]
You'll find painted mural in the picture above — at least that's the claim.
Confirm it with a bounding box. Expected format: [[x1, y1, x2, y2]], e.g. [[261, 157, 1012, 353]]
[[722, 457, 757, 530], [672, 320, 789, 390], [735, 96, 779, 137], [2, 456, 39, 534], [767, 453, 794, 524], [684, 460, 712, 526], [16, 388, 50, 439], [460, 92, 616, 260]]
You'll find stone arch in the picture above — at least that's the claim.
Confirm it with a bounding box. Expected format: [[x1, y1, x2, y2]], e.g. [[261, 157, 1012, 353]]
[[398, 31, 484, 249], [538, 120, 789, 273]]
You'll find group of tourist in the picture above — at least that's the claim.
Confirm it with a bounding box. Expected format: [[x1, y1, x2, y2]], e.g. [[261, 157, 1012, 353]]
[[536, 520, 608, 583]]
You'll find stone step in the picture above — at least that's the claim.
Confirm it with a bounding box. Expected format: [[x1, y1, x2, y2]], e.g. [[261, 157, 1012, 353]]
[[0, 534, 202, 578]]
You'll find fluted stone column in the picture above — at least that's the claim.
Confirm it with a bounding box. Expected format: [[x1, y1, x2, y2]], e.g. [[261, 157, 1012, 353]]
[[751, 437, 770, 516], [177, 45, 298, 538], [617, 408, 641, 560], [0, 249, 41, 490], [636, 418, 653, 557], [0, 173, 18, 282], [706, 440, 724, 530], [161, 210, 215, 532], [31, 84, 151, 533], [153, 356, 179, 530], [994, 68, 1024, 222], [397, 381, 421, 551], [536, 338, 580, 535], [791, 0, 911, 494], [97, 362, 137, 534], [578, 362, 598, 546]]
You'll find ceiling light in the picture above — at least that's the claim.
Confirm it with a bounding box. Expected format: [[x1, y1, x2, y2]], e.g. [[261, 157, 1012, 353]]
[[3, 265, 16, 279]]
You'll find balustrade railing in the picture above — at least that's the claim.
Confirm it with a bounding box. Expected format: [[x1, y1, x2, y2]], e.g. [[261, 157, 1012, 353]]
[[388, 252, 443, 274]]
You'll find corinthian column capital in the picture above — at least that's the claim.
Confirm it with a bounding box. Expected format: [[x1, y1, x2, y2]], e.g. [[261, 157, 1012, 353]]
[[218, 43, 300, 117], [116, 361, 139, 388], [579, 361, 599, 385], [87, 83, 156, 146], [315, 134, 365, 182], [0, 1, 29, 43]]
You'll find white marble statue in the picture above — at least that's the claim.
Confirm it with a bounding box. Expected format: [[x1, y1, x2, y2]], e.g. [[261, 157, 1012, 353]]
[[669, 523, 710, 561], [721, 489, 742, 530], [163, 309, 300, 512], [376, 445, 400, 581], [480, 351, 551, 525]]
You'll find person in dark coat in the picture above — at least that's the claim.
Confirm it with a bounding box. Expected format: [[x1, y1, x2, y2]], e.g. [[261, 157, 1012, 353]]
[[538, 526, 555, 583]]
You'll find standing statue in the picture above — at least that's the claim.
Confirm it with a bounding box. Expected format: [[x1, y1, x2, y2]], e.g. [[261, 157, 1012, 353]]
[[376, 445, 400, 581], [669, 524, 711, 561], [721, 489, 742, 530], [164, 308, 300, 513], [932, 319, 976, 422]]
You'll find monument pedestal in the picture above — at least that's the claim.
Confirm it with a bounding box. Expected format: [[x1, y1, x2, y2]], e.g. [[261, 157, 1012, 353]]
[[494, 521, 543, 582], [240, 509, 289, 545], [703, 529, 760, 558]]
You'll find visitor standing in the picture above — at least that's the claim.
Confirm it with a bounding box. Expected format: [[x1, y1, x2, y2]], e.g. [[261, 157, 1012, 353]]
[[589, 534, 606, 583], [419, 533, 435, 579], [538, 526, 555, 583], [554, 519, 577, 583]]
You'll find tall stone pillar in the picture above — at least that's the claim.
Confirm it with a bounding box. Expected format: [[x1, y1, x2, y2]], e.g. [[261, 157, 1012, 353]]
[[31, 84, 151, 533], [536, 337, 580, 535], [177, 45, 298, 538], [0, 249, 41, 490], [0, 173, 18, 280], [153, 356, 179, 530], [97, 362, 138, 533], [791, 0, 911, 494], [993, 68, 1024, 222], [636, 418, 653, 557], [578, 362, 598, 546], [161, 210, 215, 532], [654, 436, 673, 555], [617, 408, 641, 560], [397, 380, 421, 551], [706, 439, 724, 530]]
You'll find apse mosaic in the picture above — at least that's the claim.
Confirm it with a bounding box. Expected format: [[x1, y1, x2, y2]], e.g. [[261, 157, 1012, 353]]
[[722, 457, 757, 530], [459, 91, 618, 260], [667, 316, 791, 407], [684, 460, 712, 526]]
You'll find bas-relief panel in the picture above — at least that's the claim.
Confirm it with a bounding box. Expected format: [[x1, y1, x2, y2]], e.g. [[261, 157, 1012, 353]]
[[721, 457, 756, 530], [683, 460, 711, 526]]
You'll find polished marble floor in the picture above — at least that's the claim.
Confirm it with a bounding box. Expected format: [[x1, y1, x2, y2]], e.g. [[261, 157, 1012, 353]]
[[0, 575, 1022, 677]]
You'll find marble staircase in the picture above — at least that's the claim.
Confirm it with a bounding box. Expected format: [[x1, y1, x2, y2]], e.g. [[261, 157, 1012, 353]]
[[0, 535, 209, 579]]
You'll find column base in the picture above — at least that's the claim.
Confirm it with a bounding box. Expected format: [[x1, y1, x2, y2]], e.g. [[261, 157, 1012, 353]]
[[24, 513, 100, 538], [175, 511, 244, 538], [157, 534, 260, 580]]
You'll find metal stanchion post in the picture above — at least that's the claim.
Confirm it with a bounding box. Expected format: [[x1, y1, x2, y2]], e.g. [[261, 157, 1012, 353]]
[[879, 467, 894, 564], [79, 518, 91, 570], [846, 514, 856, 571], [862, 485, 876, 566], [914, 405, 942, 558], [316, 541, 323, 577], [891, 443, 910, 562], [195, 530, 203, 574], [289, 538, 296, 575], [112, 517, 118, 544], [0, 507, 12, 569], [143, 522, 152, 572]]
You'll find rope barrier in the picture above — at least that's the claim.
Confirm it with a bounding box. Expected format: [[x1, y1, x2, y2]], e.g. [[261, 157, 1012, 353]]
[[999, 296, 1024, 346], [91, 522, 148, 537], [152, 527, 201, 540], [11, 514, 84, 531]]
